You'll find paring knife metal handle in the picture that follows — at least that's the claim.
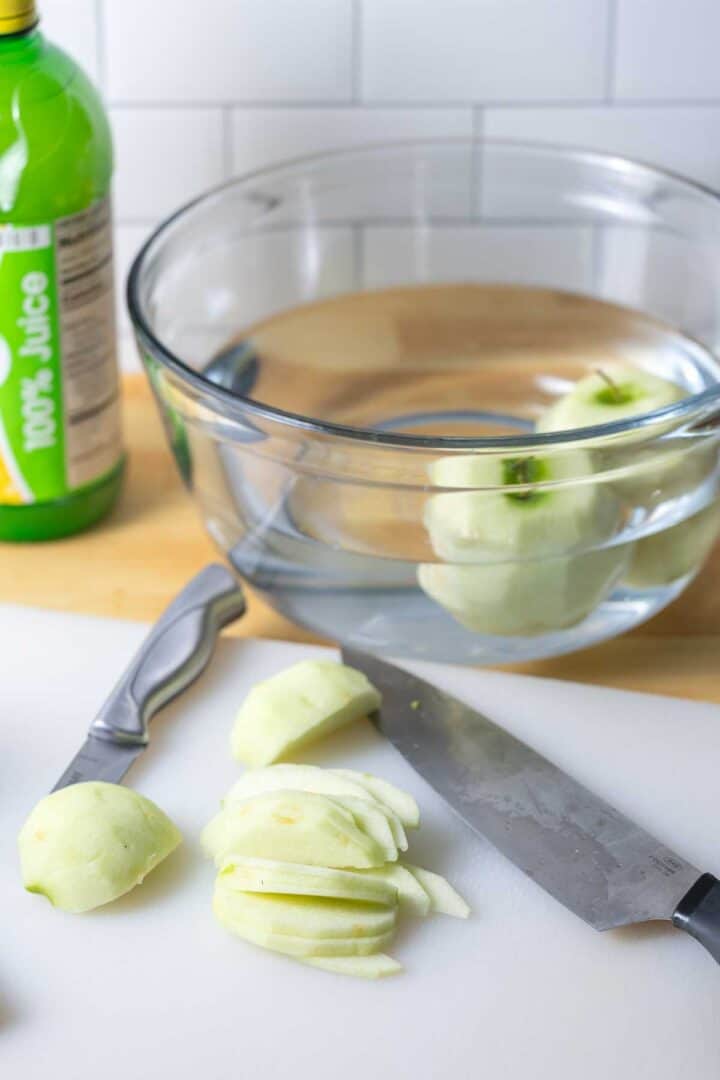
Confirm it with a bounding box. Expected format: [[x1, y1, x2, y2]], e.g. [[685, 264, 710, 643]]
[[53, 564, 246, 791], [91, 563, 246, 746]]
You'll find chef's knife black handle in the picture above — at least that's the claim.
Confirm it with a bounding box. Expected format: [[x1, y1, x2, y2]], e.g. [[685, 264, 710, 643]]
[[673, 874, 720, 964], [89, 564, 246, 746]]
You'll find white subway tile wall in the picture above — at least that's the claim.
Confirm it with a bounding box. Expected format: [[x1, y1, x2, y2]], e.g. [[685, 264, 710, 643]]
[[41, 0, 98, 84], [614, 0, 720, 101], [230, 108, 473, 176], [104, 0, 354, 103], [111, 109, 226, 222], [361, 0, 610, 103], [484, 106, 720, 189], [362, 225, 594, 292], [40, 0, 720, 369]]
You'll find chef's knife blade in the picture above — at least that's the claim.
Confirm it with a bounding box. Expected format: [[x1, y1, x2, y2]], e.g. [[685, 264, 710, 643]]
[[342, 646, 720, 964], [53, 565, 246, 792]]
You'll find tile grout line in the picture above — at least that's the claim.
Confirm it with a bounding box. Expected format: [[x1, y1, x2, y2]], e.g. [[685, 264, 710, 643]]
[[352, 224, 364, 289], [471, 107, 483, 216], [94, 0, 107, 97], [590, 224, 602, 294], [604, 0, 619, 103], [351, 0, 363, 104], [103, 98, 720, 112]]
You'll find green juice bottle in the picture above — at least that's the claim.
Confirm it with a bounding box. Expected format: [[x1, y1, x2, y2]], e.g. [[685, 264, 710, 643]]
[[0, 0, 123, 541]]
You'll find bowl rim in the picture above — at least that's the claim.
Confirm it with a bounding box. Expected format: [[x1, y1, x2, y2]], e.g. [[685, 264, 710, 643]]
[[126, 135, 720, 450]]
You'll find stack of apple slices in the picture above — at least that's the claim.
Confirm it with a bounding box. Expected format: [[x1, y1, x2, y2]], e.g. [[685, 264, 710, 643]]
[[202, 764, 469, 978]]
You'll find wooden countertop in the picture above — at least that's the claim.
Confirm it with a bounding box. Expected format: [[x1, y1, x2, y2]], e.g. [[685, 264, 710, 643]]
[[2, 374, 719, 703]]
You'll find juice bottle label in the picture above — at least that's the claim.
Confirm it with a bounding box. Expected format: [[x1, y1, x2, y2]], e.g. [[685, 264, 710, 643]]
[[0, 197, 122, 505]]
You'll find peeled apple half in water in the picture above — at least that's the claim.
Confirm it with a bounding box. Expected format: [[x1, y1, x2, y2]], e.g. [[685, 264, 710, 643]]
[[230, 660, 382, 767], [623, 502, 720, 588], [536, 364, 686, 434], [18, 782, 182, 914], [420, 450, 627, 635], [418, 545, 628, 637], [537, 366, 717, 501], [424, 449, 620, 562]]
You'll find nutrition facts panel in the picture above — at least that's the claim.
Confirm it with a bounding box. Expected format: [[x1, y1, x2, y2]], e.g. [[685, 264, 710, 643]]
[[55, 198, 122, 489]]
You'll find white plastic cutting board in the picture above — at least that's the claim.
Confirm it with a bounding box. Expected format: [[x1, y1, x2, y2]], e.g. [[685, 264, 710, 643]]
[[3, 605, 720, 1079]]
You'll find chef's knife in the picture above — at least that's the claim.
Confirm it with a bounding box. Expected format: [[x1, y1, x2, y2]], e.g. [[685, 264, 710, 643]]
[[53, 564, 246, 791], [342, 645, 720, 966]]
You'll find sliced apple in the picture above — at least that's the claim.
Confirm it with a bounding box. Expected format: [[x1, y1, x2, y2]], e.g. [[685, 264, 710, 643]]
[[325, 796, 399, 862], [224, 763, 387, 810], [376, 805, 409, 852], [332, 769, 420, 828], [304, 954, 402, 978], [18, 781, 181, 914], [213, 886, 396, 940], [405, 864, 470, 918], [215, 912, 395, 959], [230, 660, 382, 767], [360, 863, 432, 917], [213, 886, 396, 957], [223, 766, 407, 857], [218, 856, 398, 906], [202, 791, 387, 869]]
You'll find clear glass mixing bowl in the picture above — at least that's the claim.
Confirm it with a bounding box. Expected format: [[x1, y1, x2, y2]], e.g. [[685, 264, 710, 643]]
[[127, 139, 720, 664]]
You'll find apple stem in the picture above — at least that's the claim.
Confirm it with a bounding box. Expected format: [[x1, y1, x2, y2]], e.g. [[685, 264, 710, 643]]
[[595, 368, 623, 403], [506, 457, 533, 497]]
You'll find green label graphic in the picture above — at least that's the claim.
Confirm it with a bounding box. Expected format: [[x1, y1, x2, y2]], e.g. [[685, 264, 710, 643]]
[[0, 202, 121, 506], [0, 228, 65, 503]]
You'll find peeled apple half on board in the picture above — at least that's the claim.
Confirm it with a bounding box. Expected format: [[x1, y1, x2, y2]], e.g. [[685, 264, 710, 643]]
[[230, 660, 382, 767], [18, 782, 182, 913]]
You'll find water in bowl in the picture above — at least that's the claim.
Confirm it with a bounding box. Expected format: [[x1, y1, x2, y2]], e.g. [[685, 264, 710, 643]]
[[197, 284, 720, 663]]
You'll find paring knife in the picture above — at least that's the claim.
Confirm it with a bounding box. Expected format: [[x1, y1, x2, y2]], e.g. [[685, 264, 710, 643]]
[[342, 646, 720, 966], [53, 565, 246, 792]]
